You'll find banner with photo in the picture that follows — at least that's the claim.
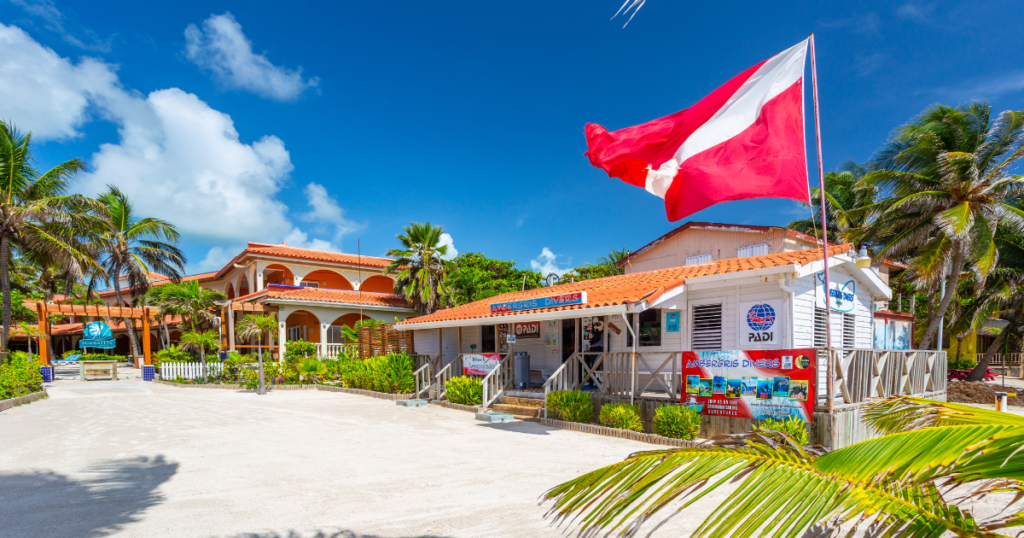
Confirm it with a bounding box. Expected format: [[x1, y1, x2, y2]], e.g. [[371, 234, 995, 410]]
[[462, 354, 500, 376], [682, 349, 816, 422]]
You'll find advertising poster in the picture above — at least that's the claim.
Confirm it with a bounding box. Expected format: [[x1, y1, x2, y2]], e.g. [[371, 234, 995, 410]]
[[682, 349, 815, 422], [513, 321, 541, 339], [463, 354, 500, 375]]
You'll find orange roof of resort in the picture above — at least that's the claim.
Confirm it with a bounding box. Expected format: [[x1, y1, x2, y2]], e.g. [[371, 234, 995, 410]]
[[234, 285, 412, 310], [212, 242, 396, 280], [398, 244, 852, 326], [96, 271, 218, 298]]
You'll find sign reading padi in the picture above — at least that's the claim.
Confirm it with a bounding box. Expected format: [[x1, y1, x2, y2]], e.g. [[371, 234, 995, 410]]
[[739, 300, 782, 349], [489, 292, 587, 314], [79, 321, 115, 350]]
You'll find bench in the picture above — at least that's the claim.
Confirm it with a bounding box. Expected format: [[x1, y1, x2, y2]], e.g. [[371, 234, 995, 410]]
[[80, 360, 118, 381]]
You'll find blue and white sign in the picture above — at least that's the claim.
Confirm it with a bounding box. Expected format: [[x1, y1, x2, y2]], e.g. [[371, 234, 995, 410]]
[[489, 291, 587, 314], [666, 312, 680, 333], [79, 321, 116, 350], [739, 300, 783, 349], [816, 274, 856, 312]]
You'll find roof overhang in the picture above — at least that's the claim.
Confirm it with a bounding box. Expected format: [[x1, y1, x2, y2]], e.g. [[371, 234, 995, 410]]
[[267, 298, 415, 313], [798, 256, 892, 300], [397, 304, 630, 331]]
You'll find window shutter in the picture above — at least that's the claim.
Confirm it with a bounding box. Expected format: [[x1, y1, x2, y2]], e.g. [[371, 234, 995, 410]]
[[691, 304, 722, 350], [814, 307, 828, 348], [737, 243, 769, 258], [843, 313, 856, 348], [685, 253, 712, 265]]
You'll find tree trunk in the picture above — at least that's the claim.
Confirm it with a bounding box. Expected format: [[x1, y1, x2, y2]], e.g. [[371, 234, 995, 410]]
[[112, 273, 141, 358], [161, 316, 171, 348], [1, 233, 11, 351], [955, 335, 964, 362], [257, 342, 266, 395], [918, 247, 964, 350], [966, 302, 1023, 382], [199, 346, 206, 381]]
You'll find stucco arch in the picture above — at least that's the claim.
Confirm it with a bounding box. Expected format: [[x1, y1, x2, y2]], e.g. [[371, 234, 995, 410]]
[[263, 264, 294, 287], [285, 310, 321, 343], [302, 270, 353, 290], [226, 282, 235, 299], [359, 275, 394, 293], [237, 274, 250, 297]]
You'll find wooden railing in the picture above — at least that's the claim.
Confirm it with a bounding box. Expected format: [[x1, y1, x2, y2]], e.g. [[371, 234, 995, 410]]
[[434, 355, 463, 401], [828, 348, 946, 405], [413, 362, 432, 399], [543, 352, 580, 398], [481, 353, 513, 411], [951, 353, 1024, 367]]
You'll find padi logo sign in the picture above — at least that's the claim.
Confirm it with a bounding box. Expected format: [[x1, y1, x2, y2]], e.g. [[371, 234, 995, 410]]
[[740, 300, 782, 347], [79, 321, 115, 350]]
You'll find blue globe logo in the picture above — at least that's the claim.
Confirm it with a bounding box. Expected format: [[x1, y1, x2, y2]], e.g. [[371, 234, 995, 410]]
[[747, 304, 775, 331]]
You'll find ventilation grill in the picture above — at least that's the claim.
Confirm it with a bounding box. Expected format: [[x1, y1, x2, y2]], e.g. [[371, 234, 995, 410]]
[[737, 243, 770, 258], [814, 307, 828, 348], [685, 253, 712, 265], [691, 304, 722, 350], [843, 313, 856, 348]]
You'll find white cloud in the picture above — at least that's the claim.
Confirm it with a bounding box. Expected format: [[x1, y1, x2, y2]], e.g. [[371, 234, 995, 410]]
[[530, 247, 570, 277], [0, 23, 345, 269], [184, 13, 318, 101], [438, 233, 458, 260], [0, 23, 119, 139], [301, 183, 364, 241], [10, 0, 112, 52], [195, 245, 238, 272], [896, 2, 936, 23]]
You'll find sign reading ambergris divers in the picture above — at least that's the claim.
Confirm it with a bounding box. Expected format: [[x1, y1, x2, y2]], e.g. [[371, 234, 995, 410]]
[[682, 349, 816, 422], [489, 292, 587, 314], [463, 354, 500, 375], [79, 321, 116, 350]]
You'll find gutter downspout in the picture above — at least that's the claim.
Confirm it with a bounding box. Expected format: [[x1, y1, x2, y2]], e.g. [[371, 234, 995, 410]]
[[779, 277, 795, 349], [621, 311, 637, 405]]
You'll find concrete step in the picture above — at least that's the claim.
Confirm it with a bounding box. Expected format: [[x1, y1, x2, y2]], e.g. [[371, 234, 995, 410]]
[[492, 403, 542, 417], [502, 396, 544, 408]]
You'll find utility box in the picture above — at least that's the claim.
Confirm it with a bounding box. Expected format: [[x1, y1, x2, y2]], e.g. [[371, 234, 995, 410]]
[[513, 351, 530, 389]]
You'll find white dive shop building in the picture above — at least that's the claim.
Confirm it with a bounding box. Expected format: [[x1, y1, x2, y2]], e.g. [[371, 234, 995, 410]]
[[396, 244, 946, 447]]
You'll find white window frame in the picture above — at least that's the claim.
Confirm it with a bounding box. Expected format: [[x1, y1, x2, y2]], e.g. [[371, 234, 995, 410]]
[[685, 253, 712, 265], [690, 302, 723, 351], [737, 243, 769, 258]]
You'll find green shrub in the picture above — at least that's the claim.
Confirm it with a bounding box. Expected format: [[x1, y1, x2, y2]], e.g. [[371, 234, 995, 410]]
[[600, 403, 643, 432], [759, 415, 809, 445], [285, 341, 317, 363], [948, 358, 977, 370], [336, 352, 415, 393], [155, 345, 190, 363], [446, 376, 482, 405], [0, 352, 43, 399], [546, 390, 594, 424], [653, 405, 702, 440]]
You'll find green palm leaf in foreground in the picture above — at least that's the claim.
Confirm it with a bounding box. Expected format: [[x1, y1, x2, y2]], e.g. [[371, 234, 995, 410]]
[[542, 397, 1024, 537]]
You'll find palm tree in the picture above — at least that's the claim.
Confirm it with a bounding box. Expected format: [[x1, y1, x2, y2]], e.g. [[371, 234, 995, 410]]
[[297, 358, 327, 384], [788, 160, 877, 245], [861, 103, 1024, 349], [95, 186, 185, 357], [162, 280, 226, 333], [0, 120, 100, 350], [544, 396, 1024, 537], [179, 330, 221, 377], [15, 323, 44, 364], [596, 247, 630, 268], [235, 314, 278, 395], [340, 318, 384, 342], [385, 222, 449, 315]]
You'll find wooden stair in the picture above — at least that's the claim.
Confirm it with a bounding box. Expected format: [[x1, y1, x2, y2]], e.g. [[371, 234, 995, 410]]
[[491, 396, 545, 420]]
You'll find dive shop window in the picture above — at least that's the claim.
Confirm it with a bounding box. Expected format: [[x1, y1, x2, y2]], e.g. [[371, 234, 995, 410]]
[[691, 304, 722, 350], [814, 307, 827, 347], [481, 325, 496, 353], [638, 309, 661, 347]]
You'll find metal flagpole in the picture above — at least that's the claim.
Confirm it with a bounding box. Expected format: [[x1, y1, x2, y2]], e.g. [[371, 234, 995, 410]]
[[809, 33, 835, 417]]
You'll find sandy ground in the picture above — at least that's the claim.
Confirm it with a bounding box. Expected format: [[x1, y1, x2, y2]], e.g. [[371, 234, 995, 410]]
[[1, 366, 703, 538], [1, 365, 1017, 538]]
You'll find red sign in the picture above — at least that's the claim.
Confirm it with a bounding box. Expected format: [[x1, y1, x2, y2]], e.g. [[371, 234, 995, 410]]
[[681, 349, 815, 422], [513, 322, 541, 338]]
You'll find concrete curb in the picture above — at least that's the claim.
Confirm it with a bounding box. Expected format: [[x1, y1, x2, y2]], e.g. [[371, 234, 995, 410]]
[[429, 400, 482, 413], [152, 380, 316, 391], [315, 384, 414, 401], [0, 389, 48, 413], [539, 417, 699, 447]]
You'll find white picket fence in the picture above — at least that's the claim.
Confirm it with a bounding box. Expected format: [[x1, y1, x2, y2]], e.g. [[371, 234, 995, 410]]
[[159, 362, 224, 380]]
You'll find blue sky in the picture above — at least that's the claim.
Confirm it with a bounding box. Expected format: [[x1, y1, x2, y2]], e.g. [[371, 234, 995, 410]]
[[1, 0, 1021, 277]]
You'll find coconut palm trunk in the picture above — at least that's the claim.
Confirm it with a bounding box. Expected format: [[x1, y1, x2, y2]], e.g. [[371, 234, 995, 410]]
[[968, 300, 1023, 381], [1, 234, 11, 351], [256, 340, 266, 395]]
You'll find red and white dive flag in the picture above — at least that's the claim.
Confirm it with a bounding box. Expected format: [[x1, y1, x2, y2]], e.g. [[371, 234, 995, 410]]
[[585, 40, 810, 221]]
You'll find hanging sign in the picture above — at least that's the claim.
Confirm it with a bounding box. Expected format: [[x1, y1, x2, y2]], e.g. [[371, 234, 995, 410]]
[[816, 273, 856, 312], [489, 292, 587, 314], [665, 312, 680, 333], [463, 354, 500, 375], [682, 349, 816, 422], [513, 321, 541, 339], [79, 322, 116, 350], [739, 300, 783, 348]]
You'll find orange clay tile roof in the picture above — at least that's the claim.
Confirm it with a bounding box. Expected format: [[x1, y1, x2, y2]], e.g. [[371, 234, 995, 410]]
[[399, 244, 852, 326], [211, 242, 396, 280], [235, 285, 412, 309], [617, 221, 823, 268], [95, 272, 218, 298]]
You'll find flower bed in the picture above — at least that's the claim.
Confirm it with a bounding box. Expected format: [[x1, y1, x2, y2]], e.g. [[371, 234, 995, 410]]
[[0, 389, 48, 413]]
